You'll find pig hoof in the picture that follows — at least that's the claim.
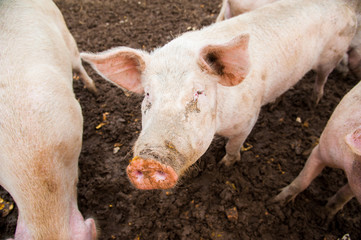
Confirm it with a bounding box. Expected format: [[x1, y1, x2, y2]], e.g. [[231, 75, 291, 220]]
[[0, 198, 14, 217], [219, 154, 240, 167], [272, 193, 291, 206], [127, 157, 178, 190], [272, 186, 298, 206]]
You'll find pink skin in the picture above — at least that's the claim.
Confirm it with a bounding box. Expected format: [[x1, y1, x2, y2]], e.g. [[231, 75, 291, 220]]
[[127, 157, 179, 190]]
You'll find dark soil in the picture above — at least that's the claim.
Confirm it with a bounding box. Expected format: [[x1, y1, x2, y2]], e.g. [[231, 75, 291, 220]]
[[1, 0, 360, 239]]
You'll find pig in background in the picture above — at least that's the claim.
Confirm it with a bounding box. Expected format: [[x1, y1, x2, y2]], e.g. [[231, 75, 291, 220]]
[[216, 0, 278, 22], [81, 0, 357, 190], [216, 0, 361, 79], [274, 80, 361, 220], [0, 0, 97, 239]]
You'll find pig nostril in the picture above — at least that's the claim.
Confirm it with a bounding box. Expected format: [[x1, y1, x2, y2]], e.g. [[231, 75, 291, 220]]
[[154, 170, 167, 181], [134, 170, 143, 179]]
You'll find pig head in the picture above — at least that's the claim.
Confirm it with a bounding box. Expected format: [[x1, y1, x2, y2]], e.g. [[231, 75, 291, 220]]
[[81, 36, 250, 189]]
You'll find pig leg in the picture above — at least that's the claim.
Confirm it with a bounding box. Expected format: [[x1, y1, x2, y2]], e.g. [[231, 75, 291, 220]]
[[313, 59, 340, 105], [216, 0, 231, 22], [219, 111, 259, 167], [274, 145, 325, 204], [65, 29, 97, 94], [313, 34, 350, 104], [348, 45, 361, 79], [219, 136, 242, 167], [325, 183, 355, 219], [219, 131, 251, 167], [73, 60, 97, 94], [335, 53, 349, 77]]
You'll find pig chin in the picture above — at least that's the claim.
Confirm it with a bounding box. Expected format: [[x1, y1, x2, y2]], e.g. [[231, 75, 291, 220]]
[[126, 148, 186, 190]]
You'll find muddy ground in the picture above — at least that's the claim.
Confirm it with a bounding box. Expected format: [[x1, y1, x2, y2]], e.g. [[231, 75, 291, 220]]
[[1, 0, 360, 239]]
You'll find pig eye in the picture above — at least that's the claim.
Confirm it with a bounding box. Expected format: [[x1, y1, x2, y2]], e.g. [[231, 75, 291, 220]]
[[143, 89, 152, 114], [193, 90, 205, 100]]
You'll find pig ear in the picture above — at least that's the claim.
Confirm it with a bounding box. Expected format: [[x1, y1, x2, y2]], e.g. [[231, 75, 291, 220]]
[[345, 127, 361, 156], [199, 34, 250, 86], [80, 47, 148, 94]]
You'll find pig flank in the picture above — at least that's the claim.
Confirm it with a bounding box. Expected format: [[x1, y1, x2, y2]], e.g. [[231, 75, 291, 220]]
[[0, 0, 96, 239], [81, 0, 357, 190], [274, 81, 361, 217]]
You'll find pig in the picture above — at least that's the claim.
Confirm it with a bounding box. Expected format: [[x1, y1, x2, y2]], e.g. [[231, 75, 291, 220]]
[[0, 0, 97, 239], [273, 80, 361, 218], [81, 0, 357, 190], [216, 0, 277, 22], [216, 0, 361, 78]]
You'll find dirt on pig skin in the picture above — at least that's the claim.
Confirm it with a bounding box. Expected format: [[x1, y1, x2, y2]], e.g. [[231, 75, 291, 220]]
[[1, 0, 360, 239]]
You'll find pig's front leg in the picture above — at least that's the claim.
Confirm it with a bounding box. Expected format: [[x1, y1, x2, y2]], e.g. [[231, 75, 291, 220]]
[[219, 122, 256, 167], [274, 145, 325, 204], [219, 133, 247, 167], [218, 107, 259, 167]]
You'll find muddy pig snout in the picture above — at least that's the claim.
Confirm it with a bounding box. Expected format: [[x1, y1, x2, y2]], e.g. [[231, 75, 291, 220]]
[[127, 157, 178, 190]]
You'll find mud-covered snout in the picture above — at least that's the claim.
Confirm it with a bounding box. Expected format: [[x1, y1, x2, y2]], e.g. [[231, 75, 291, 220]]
[[127, 156, 179, 190]]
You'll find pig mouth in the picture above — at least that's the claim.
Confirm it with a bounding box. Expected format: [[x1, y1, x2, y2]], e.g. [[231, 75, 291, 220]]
[[126, 156, 179, 190]]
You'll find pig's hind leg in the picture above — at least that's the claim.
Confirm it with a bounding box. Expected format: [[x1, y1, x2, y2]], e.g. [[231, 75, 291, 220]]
[[313, 33, 352, 105], [312, 56, 343, 105], [327, 159, 361, 219], [273, 145, 325, 204], [325, 183, 354, 220]]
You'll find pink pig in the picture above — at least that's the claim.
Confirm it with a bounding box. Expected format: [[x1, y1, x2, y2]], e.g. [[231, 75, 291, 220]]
[[81, 0, 357, 190], [274, 80, 361, 218], [216, 0, 361, 79], [0, 0, 97, 239], [216, 0, 278, 22]]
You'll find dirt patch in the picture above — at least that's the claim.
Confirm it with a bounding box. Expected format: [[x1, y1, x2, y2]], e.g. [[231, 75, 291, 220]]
[[1, 0, 360, 239]]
